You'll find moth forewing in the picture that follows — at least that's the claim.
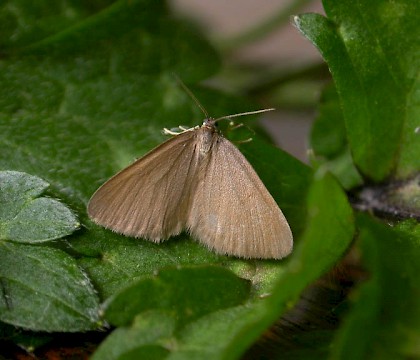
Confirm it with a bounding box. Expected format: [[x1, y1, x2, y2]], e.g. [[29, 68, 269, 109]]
[[87, 130, 199, 241], [186, 131, 293, 259]]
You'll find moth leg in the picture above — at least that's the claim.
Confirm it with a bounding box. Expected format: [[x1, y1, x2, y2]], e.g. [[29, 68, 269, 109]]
[[226, 122, 254, 144]]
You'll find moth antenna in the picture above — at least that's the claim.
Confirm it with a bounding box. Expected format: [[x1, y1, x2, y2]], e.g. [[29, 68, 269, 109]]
[[173, 74, 275, 124], [173, 74, 210, 119], [214, 108, 275, 122]]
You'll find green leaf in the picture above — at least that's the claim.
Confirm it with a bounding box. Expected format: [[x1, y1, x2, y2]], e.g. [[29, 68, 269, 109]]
[[0, 171, 79, 243], [0, 242, 100, 331], [311, 84, 347, 158], [330, 216, 420, 359], [18, 0, 166, 55], [310, 84, 363, 190], [169, 305, 264, 360], [104, 265, 251, 328], [76, 235, 227, 299], [0, 1, 115, 50], [294, 0, 420, 181], [91, 311, 174, 360]]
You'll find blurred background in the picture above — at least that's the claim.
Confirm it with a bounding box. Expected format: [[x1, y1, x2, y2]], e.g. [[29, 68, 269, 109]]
[[170, 0, 326, 162]]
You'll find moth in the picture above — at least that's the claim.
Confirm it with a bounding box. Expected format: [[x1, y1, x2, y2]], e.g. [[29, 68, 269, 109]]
[[88, 85, 293, 259]]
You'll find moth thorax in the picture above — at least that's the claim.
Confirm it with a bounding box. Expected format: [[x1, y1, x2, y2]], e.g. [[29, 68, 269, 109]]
[[197, 126, 216, 155]]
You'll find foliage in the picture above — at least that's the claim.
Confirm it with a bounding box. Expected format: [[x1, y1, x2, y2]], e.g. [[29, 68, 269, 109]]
[[0, 0, 418, 358]]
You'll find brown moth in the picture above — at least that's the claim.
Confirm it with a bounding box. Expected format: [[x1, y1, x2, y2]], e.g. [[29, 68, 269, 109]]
[[87, 88, 293, 259]]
